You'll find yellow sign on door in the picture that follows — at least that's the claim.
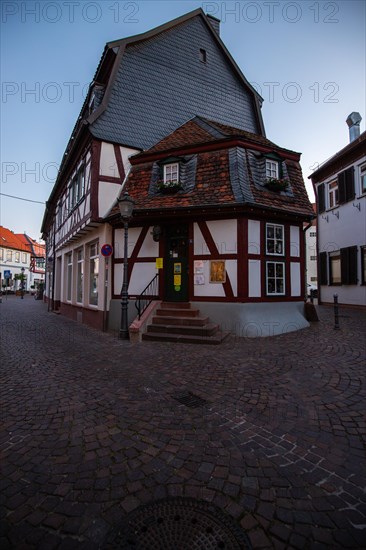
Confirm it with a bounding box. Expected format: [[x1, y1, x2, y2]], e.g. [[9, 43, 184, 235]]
[[174, 275, 181, 286], [156, 258, 163, 269]]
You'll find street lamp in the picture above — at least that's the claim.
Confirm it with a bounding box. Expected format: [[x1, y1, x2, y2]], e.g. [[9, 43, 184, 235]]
[[117, 192, 135, 339], [20, 267, 25, 299]]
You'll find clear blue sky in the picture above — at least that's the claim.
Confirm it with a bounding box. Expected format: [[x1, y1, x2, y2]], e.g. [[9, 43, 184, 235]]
[[1, 0, 365, 240]]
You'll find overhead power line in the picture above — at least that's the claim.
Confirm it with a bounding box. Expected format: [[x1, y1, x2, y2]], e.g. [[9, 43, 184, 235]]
[[0, 193, 45, 205]]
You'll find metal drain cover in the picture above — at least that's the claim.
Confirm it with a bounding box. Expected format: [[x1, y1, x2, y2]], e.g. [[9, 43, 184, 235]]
[[108, 497, 252, 549], [172, 391, 208, 408]]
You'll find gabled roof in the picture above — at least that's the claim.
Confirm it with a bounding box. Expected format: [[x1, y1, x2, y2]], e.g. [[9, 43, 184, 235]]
[[89, 8, 264, 132], [309, 131, 366, 183], [0, 227, 28, 252], [107, 117, 313, 221]]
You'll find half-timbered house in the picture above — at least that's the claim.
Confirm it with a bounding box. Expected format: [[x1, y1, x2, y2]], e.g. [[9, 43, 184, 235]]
[[41, 8, 313, 335], [107, 117, 313, 338]]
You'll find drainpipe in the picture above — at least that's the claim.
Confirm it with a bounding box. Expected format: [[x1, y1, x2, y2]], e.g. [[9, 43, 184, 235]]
[[303, 221, 312, 301]]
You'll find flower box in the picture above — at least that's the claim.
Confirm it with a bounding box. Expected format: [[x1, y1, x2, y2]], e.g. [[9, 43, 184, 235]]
[[158, 181, 182, 194], [264, 178, 289, 192]]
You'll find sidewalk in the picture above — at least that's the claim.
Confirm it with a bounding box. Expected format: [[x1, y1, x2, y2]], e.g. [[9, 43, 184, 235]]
[[1, 296, 365, 548]]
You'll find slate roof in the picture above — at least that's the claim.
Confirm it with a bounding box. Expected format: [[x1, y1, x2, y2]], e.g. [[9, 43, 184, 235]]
[[107, 118, 313, 220]]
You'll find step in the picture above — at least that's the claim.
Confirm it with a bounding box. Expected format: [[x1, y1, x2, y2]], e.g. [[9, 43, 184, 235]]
[[156, 307, 200, 318], [147, 323, 219, 337], [152, 315, 209, 327], [142, 331, 230, 345], [160, 302, 192, 309]]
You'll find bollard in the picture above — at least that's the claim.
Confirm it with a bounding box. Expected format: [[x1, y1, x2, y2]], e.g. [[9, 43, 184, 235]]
[[333, 294, 340, 330], [310, 289, 314, 304]]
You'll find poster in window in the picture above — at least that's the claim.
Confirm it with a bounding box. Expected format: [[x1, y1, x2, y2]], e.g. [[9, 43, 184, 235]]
[[210, 260, 226, 283]]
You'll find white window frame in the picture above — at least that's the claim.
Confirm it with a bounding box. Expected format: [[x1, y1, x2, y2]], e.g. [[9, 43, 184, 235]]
[[22, 252, 27, 263], [163, 163, 179, 184], [266, 261, 285, 295], [15, 252, 20, 263], [266, 160, 279, 179], [76, 248, 83, 304], [329, 251, 341, 285], [66, 252, 72, 302], [88, 242, 99, 307], [359, 163, 366, 195], [6, 250, 12, 261], [328, 179, 339, 209], [266, 223, 284, 256]]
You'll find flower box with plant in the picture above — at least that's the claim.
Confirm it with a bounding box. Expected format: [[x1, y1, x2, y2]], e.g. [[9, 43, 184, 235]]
[[264, 177, 289, 192], [157, 180, 182, 194]]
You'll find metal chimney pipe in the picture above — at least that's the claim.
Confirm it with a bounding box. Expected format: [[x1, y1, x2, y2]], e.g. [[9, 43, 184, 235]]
[[346, 112, 362, 142]]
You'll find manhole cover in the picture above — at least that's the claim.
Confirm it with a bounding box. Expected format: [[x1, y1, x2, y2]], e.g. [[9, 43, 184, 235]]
[[108, 498, 252, 549], [172, 391, 208, 409]]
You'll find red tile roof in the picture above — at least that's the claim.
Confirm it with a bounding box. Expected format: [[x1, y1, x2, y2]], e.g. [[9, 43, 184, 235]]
[[108, 118, 313, 221], [0, 227, 27, 251]]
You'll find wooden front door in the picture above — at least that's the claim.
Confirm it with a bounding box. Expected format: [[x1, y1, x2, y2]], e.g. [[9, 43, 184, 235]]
[[164, 225, 189, 302]]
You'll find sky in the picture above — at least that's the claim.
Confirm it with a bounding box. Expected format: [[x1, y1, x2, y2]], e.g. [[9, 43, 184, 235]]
[[1, 0, 365, 241]]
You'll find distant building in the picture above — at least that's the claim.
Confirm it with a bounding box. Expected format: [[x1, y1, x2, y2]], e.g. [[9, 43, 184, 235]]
[[309, 112, 366, 306], [0, 226, 45, 292], [305, 204, 318, 292]]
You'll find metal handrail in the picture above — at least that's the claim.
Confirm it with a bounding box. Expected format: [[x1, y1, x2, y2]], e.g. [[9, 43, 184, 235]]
[[135, 273, 159, 319]]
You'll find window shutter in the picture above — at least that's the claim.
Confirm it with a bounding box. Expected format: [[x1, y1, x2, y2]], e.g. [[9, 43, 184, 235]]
[[318, 184, 325, 213], [341, 246, 358, 284], [338, 167, 355, 203], [319, 251, 328, 285]]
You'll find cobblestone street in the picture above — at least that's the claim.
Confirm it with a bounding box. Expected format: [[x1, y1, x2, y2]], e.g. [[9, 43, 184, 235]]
[[1, 296, 365, 549]]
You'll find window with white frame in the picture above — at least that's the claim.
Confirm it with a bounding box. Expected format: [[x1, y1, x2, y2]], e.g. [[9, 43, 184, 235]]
[[266, 160, 279, 179], [76, 164, 85, 203], [6, 250, 12, 261], [15, 252, 20, 263], [266, 223, 284, 255], [328, 179, 339, 208], [310, 255, 317, 261], [22, 252, 27, 263], [163, 163, 179, 184], [360, 164, 366, 195], [76, 248, 83, 303], [66, 253, 72, 302], [329, 251, 341, 284], [266, 261, 285, 295], [89, 242, 99, 306], [0, 249, 3, 260], [309, 231, 316, 237]]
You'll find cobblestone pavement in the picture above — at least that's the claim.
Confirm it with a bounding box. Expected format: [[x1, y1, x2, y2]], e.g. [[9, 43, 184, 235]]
[[1, 296, 365, 549]]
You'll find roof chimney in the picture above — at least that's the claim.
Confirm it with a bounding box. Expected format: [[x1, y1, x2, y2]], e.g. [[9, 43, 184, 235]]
[[346, 112, 362, 143], [206, 14, 220, 35]]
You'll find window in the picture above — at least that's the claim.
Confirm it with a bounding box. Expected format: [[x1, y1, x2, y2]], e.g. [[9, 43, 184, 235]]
[[309, 232, 316, 237], [164, 163, 179, 184], [266, 262, 285, 295], [15, 252, 20, 263], [310, 255, 317, 261], [6, 250, 12, 261], [319, 252, 328, 285], [0, 249, 3, 260], [360, 164, 366, 195], [310, 276, 318, 282], [266, 223, 284, 255], [76, 164, 85, 203], [329, 252, 341, 285], [266, 160, 279, 179], [35, 258, 45, 270], [338, 166, 355, 203], [76, 248, 83, 303], [328, 180, 338, 208], [66, 253, 72, 302], [361, 247, 366, 285], [199, 48, 207, 63], [89, 242, 99, 306], [22, 253, 27, 263], [317, 183, 326, 214]]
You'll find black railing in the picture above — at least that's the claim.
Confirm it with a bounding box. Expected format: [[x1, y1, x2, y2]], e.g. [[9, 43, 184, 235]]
[[135, 274, 159, 320]]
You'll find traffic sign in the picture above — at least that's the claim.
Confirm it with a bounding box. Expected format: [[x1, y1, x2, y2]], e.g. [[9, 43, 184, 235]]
[[101, 244, 113, 257], [4, 270, 11, 279]]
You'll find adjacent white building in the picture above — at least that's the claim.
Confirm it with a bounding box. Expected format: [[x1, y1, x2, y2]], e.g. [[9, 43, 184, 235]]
[[310, 113, 366, 306]]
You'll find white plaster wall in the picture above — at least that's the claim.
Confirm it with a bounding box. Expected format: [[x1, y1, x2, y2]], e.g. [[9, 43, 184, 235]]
[[248, 220, 261, 255], [120, 146, 139, 173], [193, 224, 209, 255], [100, 142, 119, 178], [290, 262, 301, 296], [115, 261, 157, 296], [139, 228, 159, 257], [290, 226, 300, 257], [206, 220, 237, 253], [114, 227, 141, 259], [98, 181, 121, 218], [248, 259, 261, 297]]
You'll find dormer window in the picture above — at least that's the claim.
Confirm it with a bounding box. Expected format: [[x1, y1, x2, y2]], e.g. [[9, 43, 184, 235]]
[[266, 160, 279, 179], [164, 163, 179, 184]]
